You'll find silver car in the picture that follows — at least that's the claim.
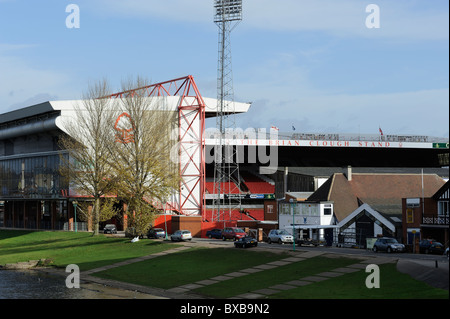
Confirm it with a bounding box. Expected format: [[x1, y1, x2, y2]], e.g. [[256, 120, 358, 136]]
[[170, 230, 192, 242], [267, 229, 294, 244], [372, 237, 405, 253]]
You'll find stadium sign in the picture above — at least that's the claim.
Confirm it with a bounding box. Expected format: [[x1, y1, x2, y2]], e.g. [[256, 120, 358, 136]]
[[206, 138, 442, 149]]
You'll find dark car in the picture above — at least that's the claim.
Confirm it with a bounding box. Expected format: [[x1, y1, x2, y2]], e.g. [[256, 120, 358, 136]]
[[103, 224, 117, 234], [234, 236, 258, 248], [419, 239, 445, 255], [206, 228, 223, 239], [222, 227, 246, 241], [372, 237, 405, 253], [147, 228, 166, 239]]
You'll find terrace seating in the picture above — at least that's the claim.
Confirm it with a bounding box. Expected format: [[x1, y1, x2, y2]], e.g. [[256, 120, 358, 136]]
[[205, 181, 241, 194], [240, 171, 275, 194]]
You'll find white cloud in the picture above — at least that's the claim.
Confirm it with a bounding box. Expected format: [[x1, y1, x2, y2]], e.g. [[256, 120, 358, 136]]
[[0, 48, 71, 113], [244, 0, 448, 40], [97, 0, 448, 40], [235, 87, 449, 137]]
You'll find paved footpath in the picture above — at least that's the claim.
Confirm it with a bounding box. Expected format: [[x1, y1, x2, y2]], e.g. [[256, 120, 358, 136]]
[[164, 250, 395, 299], [68, 242, 446, 299]]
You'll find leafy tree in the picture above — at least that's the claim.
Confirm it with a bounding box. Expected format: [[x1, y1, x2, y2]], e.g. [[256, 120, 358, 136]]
[[59, 79, 120, 235], [109, 77, 179, 236]]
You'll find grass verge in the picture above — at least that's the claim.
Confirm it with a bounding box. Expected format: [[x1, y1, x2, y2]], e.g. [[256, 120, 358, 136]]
[[0, 229, 180, 271], [193, 255, 358, 298], [269, 263, 449, 299], [93, 247, 290, 289]]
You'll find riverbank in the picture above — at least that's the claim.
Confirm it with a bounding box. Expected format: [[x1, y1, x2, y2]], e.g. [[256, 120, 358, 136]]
[[1, 229, 448, 299]]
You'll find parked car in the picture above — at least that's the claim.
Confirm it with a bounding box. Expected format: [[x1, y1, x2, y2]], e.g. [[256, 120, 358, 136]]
[[171, 230, 192, 242], [372, 237, 405, 253], [267, 229, 294, 244], [147, 227, 166, 239], [206, 228, 223, 239], [234, 236, 258, 248], [419, 239, 445, 255], [222, 227, 246, 241], [445, 247, 449, 259], [103, 224, 117, 234]]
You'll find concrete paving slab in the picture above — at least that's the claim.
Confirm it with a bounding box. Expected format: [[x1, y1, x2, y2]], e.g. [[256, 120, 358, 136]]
[[269, 284, 297, 291], [282, 257, 305, 263], [346, 263, 368, 269], [211, 275, 233, 281], [333, 267, 362, 273], [252, 288, 280, 295], [236, 293, 265, 299], [253, 264, 277, 270], [240, 268, 264, 274], [298, 251, 325, 258], [285, 280, 312, 287], [166, 287, 190, 294], [224, 272, 247, 278], [316, 271, 345, 278], [267, 261, 291, 266], [178, 283, 203, 290], [301, 275, 328, 282], [195, 279, 219, 286]]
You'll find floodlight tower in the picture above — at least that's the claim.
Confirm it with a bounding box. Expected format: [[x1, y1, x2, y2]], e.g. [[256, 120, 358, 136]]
[[212, 0, 242, 223]]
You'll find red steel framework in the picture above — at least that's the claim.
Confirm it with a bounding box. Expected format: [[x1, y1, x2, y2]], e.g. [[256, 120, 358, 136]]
[[104, 75, 206, 217]]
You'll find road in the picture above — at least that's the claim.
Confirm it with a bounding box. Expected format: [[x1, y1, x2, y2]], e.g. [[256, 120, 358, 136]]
[[188, 237, 449, 263], [113, 231, 449, 263]]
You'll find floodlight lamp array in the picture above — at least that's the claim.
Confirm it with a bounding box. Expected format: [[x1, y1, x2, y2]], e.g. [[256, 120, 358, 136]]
[[214, 0, 242, 22]]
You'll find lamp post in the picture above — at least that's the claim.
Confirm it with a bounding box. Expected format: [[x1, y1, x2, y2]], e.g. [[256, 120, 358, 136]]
[[72, 201, 78, 233], [290, 198, 296, 251], [164, 203, 169, 241]]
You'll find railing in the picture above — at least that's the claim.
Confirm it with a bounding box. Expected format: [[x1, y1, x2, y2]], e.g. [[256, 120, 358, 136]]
[[422, 214, 449, 225], [204, 129, 448, 144]]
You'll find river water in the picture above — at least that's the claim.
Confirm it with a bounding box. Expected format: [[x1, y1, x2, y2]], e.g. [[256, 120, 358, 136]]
[[0, 269, 160, 299]]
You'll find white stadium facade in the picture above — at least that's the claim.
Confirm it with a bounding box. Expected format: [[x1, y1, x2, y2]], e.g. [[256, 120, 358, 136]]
[[1, 76, 448, 236]]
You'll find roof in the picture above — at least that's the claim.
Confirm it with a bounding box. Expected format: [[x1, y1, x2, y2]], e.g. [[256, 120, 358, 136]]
[[308, 173, 446, 222], [337, 203, 396, 233], [1, 97, 251, 140], [1, 97, 251, 126], [285, 192, 314, 201], [278, 167, 449, 180], [432, 180, 450, 201]]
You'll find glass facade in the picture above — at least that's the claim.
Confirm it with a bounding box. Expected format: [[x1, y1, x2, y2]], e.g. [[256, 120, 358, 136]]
[[0, 153, 68, 199]]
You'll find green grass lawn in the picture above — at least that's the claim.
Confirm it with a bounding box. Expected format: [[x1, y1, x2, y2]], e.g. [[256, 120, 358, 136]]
[[0, 229, 180, 271], [193, 255, 358, 298], [1, 230, 448, 299], [93, 247, 290, 289], [269, 263, 449, 299]]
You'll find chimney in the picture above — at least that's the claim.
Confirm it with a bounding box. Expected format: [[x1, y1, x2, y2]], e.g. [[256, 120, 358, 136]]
[[347, 165, 352, 181]]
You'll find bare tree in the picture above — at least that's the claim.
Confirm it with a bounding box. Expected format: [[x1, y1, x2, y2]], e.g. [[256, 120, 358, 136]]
[[59, 79, 120, 235], [110, 76, 179, 236]]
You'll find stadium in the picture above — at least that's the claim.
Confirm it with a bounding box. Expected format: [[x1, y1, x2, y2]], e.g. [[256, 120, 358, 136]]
[[0, 75, 449, 240]]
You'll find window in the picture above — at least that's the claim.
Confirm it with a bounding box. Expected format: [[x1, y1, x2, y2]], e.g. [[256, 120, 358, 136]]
[[438, 201, 449, 216]]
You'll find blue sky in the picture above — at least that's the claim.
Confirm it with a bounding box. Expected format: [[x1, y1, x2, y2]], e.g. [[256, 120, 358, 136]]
[[0, 0, 448, 137]]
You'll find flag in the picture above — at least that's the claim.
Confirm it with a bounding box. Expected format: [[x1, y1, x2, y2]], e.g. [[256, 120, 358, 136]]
[[379, 127, 383, 136]]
